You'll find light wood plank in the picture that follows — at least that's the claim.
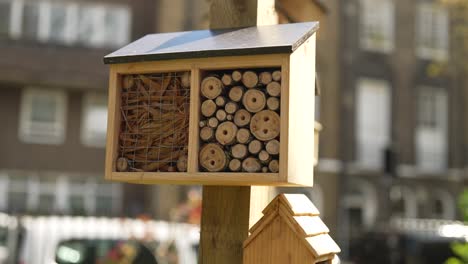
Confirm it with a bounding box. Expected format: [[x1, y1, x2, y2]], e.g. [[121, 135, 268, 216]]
[[188, 68, 201, 172], [287, 33, 317, 186], [112, 54, 286, 74], [105, 66, 120, 180]]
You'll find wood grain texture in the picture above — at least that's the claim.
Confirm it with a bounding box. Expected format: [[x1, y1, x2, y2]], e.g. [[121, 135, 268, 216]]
[[105, 66, 120, 180], [188, 68, 201, 173], [287, 33, 316, 186]]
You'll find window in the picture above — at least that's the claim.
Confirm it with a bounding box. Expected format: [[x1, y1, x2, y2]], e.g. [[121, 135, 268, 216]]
[[416, 2, 449, 61], [356, 78, 391, 169], [0, 0, 131, 48], [21, 1, 41, 40], [81, 93, 107, 147], [360, 0, 395, 53], [19, 88, 67, 144], [416, 86, 447, 172], [0, 1, 11, 35]]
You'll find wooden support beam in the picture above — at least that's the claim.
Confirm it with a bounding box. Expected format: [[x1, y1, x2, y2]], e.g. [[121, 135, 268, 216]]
[[200, 1, 278, 263]]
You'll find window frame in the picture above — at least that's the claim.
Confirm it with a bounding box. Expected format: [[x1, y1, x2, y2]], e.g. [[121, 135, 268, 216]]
[[359, 0, 395, 53], [80, 92, 108, 148], [19, 87, 68, 145], [1, 0, 131, 47], [415, 86, 448, 173], [416, 2, 449, 61]]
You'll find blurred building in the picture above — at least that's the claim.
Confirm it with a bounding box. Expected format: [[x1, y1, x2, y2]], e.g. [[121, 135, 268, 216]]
[[0, 0, 209, 217], [276, 0, 468, 258], [322, 0, 467, 258]]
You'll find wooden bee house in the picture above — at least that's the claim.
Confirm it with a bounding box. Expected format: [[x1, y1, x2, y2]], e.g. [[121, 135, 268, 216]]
[[243, 194, 340, 264], [104, 22, 319, 186]]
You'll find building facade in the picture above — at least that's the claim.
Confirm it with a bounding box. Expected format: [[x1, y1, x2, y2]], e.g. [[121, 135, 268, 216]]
[[0, 0, 160, 217], [336, 0, 467, 257]]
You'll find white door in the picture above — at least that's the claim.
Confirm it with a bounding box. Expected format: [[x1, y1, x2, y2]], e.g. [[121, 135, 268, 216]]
[[356, 78, 391, 170], [416, 87, 447, 172]]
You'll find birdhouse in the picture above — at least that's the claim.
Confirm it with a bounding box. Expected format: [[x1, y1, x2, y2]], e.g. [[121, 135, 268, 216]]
[[104, 22, 319, 186], [243, 194, 340, 264]]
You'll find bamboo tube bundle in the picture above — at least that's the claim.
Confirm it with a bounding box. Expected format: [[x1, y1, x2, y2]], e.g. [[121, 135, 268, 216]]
[[118, 72, 190, 172], [199, 69, 282, 173]]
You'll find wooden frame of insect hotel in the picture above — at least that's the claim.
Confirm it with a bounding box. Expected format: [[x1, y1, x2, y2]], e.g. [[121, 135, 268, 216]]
[[104, 22, 319, 186]]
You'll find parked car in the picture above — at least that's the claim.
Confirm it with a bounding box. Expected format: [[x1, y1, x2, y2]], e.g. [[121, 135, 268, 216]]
[[0, 215, 200, 264], [55, 239, 158, 264]]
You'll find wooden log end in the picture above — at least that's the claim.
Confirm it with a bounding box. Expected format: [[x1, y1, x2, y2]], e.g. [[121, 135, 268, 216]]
[[229, 159, 242, 172], [258, 150, 271, 163], [243, 89, 266, 113], [122, 75, 135, 90], [221, 74, 233, 86], [268, 159, 279, 173], [116, 157, 129, 172], [225, 102, 239, 114], [265, 139, 280, 155], [266, 81, 281, 97], [200, 126, 215, 142], [181, 72, 191, 88], [233, 109, 252, 127], [176, 154, 188, 172], [208, 117, 219, 128], [232, 70, 242, 82], [215, 96, 227, 107], [216, 109, 227, 122], [201, 99, 217, 117], [248, 140, 263, 155], [266, 97, 280, 111], [201, 76, 223, 99], [236, 128, 251, 144], [228, 86, 244, 102], [272, 70, 281, 81], [199, 143, 228, 172], [250, 110, 280, 141], [231, 144, 248, 159], [242, 71, 259, 88], [259, 71, 272, 85], [215, 121, 238, 145], [242, 157, 261, 172]]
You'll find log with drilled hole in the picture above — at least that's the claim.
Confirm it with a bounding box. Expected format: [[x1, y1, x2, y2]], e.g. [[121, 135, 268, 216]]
[[250, 110, 280, 141], [199, 143, 228, 172], [243, 89, 266, 113], [233, 109, 251, 127], [201, 76, 223, 99], [215, 121, 238, 145]]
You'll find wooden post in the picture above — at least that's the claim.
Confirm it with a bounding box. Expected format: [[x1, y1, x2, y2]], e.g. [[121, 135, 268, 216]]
[[200, 1, 278, 263]]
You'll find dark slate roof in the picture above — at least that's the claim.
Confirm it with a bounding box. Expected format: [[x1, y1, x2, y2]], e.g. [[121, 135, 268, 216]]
[[104, 22, 319, 64]]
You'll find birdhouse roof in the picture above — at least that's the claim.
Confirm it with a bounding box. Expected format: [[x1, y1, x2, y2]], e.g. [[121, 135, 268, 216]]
[[104, 22, 319, 64], [244, 194, 340, 259]]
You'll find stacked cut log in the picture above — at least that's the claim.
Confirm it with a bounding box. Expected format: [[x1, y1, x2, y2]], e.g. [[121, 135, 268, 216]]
[[117, 72, 190, 172], [199, 69, 281, 173]]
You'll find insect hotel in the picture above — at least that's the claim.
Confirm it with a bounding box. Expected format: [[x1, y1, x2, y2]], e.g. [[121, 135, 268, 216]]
[[104, 22, 320, 187]]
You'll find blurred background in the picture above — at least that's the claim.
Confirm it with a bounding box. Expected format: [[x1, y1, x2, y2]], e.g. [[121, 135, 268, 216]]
[[0, 0, 468, 263]]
